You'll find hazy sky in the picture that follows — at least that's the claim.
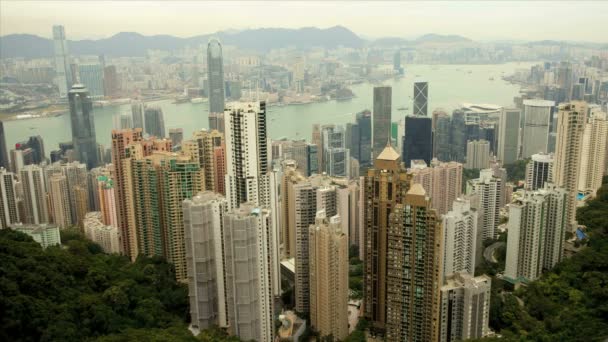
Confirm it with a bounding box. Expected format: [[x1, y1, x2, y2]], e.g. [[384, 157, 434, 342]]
[[1, 1, 607, 42]]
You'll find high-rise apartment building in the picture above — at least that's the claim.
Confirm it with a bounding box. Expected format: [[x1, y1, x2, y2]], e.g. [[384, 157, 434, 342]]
[[0, 168, 19, 228], [439, 273, 491, 341], [20, 164, 49, 225], [224, 102, 269, 209], [183, 192, 229, 330], [413, 81, 429, 116], [207, 39, 225, 131], [182, 129, 225, 194], [386, 183, 442, 341], [525, 153, 553, 190], [0, 121, 9, 170], [578, 111, 607, 196], [553, 101, 586, 231], [223, 204, 275, 342], [497, 108, 521, 164], [505, 183, 567, 282], [372, 87, 392, 160], [409, 159, 463, 216], [466, 140, 490, 170], [443, 198, 478, 278], [467, 169, 502, 240], [403, 115, 433, 166], [48, 175, 72, 228], [11, 223, 61, 248], [309, 211, 349, 341], [144, 106, 166, 138], [521, 100, 554, 158], [78, 63, 105, 98], [69, 84, 99, 169], [363, 144, 412, 334], [83, 212, 120, 254], [52, 25, 72, 98], [96, 175, 118, 227]]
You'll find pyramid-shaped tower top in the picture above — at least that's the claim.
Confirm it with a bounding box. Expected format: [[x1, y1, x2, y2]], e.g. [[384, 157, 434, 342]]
[[376, 142, 400, 161], [374, 141, 401, 170]]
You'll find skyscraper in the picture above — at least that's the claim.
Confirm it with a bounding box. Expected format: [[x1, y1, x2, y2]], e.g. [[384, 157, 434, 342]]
[[169, 128, 184, 147], [0, 121, 8, 170], [356, 110, 372, 166], [443, 198, 478, 278], [223, 204, 275, 342], [505, 183, 567, 282], [144, 106, 166, 138], [413, 81, 429, 116], [467, 169, 502, 240], [409, 159, 463, 216], [451, 110, 467, 163], [364, 144, 412, 334], [131, 100, 145, 129], [309, 211, 349, 341], [466, 140, 490, 170], [521, 100, 554, 158], [439, 273, 491, 341], [0, 168, 19, 228], [578, 110, 607, 196], [20, 164, 49, 225], [207, 39, 225, 131], [52, 25, 72, 98], [553, 102, 586, 231], [182, 129, 225, 194], [525, 153, 553, 190], [69, 84, 99, 169], [386, 183, 442, 341], [78, 63, 105, 98], [434, 114, 452, 161], [224, 102, 269, 209], [497, 108, 521, 164], [48, 175, 72, 228], [403, 115, 433, 167], [372, 87, 392, 160]]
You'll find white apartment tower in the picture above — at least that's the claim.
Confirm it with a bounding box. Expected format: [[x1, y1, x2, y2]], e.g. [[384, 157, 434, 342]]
[[467, 169, 502, 240], [20, 164, 49, 225], [0, 168, 19, 228], [526, 153, 554, 190], [442, 198, 478, 278], [578, 110, 607, 196], [505, 183, 567, 282], [466, 140, 490, 170]]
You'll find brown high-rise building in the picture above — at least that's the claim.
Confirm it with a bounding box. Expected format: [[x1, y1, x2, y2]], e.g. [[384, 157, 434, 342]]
[[386, 183, 443, 341], [183, 129, 225, 194], [309, 211, 349, 340], [363, 144, 412, 334]]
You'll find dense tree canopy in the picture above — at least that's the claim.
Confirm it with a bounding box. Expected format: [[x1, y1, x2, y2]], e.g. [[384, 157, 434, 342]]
[[0, 229, 239, 341]]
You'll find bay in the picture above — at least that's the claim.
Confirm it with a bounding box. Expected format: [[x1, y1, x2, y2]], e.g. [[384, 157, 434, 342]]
[[5, 62, 534, 158]]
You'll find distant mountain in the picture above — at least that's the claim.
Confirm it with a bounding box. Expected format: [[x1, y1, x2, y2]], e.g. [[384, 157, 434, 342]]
[[415, 34, 472, 44], [0, 26, 364, 58], [370, 37, 412, 47]]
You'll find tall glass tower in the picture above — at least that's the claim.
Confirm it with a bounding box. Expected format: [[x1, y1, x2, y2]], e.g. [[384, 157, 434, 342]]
[[52, 25, 72, 98], [68, 84, 98, 169], [372, 86, 392, 159], [413, 81, 428, 116], [207, 38, 225, 131]]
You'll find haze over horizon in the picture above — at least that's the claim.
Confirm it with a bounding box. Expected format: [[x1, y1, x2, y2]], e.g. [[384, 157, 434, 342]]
[[2, 1, 607, 43]]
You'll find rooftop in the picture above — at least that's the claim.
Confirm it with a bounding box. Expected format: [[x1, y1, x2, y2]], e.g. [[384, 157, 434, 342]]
[[376, 144, 400, 161]]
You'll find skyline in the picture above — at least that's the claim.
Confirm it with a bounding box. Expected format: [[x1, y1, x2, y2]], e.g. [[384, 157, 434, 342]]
[[1, 1, 608, 43]]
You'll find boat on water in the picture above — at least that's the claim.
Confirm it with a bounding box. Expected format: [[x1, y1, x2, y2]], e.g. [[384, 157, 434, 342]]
[[173, 95, 190, 104], [190, 97, 207, 104]]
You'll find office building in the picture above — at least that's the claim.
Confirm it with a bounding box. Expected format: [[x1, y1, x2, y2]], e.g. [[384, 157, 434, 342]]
[[497, 108, 521, 164], [355, 110, 372, 166], [0, 122, 8, 170], [15, 136, 45, 165], [402, 115, 433, 166], [578, 111, 607, 196], [553, 102, 586, 231], [363, 144, 412, 333], [372, 86, 392, 159], [526, 153, 553, 190], [309, 212, 349, 341], [505, 183, 567, 282], [103, 65, 119, 97], [48, 175, 72, 228], [131, 100, 145, 129], [439, 273, 491, 341], [69, 84, 99, 169], [521, 100, 554, 158], [0, 168, 19, 228], [183, 192, 229, 330], [466, 140, 490, 170], [11, 223, 61, 248], [223, 204, 275, 342], [208, 39, 225, 131], [409, 159, 463, 216], [434, 114, 451, 161], [467, 169, 502, 240], [83, 212, 120, 254], [144, 106, 166, 138], [183, 129, 226, 194], [113, 112, 133, 130], [78, 63, 105, 98], [52, 25, 72, 98], [443, 198, 478, 278], [451, 110, 467, 163], [169, 128, 184, 147], [20, 164, 49, 225], [413, 81, 429, 116], [224, 102, 269, 209], [386, 183, 442, 342]]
